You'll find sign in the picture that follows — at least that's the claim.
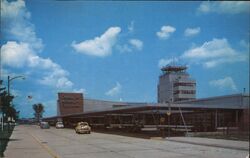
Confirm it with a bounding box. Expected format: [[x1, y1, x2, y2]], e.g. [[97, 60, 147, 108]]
[[166, 111, 171, 116]]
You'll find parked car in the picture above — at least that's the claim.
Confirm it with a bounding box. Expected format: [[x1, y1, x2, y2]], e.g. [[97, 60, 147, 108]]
[[56, 122, 64, 128], [40, 122, 50, 129], [75, 122, 91, 134]]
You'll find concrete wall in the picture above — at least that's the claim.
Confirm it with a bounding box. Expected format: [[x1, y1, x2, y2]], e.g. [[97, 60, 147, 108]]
[[83, 99, 149, 112], [158, 72, 196, 103], [84, 99, 128, 112], [176, 93, 249, 109]]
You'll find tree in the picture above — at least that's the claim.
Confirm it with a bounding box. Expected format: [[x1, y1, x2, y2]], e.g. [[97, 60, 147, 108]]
[[33, 103, 44, 122], [0, 91, 15, 122], [0, 80, 19, 122]]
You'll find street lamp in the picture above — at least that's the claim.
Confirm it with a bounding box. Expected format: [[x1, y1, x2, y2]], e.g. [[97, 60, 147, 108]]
[[7, 75, 25, 96], [4, 75, 25, 131]]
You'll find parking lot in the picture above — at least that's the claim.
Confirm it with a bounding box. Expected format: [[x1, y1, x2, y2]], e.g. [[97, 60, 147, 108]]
[[4, 125, 249, 158]]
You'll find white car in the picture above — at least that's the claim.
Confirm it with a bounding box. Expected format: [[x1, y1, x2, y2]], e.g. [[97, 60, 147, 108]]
[[40, 122, 50, 129], [56, 122, 64, 128]]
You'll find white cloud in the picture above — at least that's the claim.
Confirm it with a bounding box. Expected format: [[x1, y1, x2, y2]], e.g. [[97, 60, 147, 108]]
[[1, 41, 73, 89], [1, 0, 43, 51], [116, 44, 132, 53], [105, 82, 122, 97], [71, 27, 121, 57], [28, 55, 73, 89], [209, 77, 237, 91], [158, 57, 179, 68], [1, 0, 74, 90], [73, 88, 87, 94], [117, 38, 143, 53], [1, 0, 29, 18], [184, 27, 200, 37], [28, 56, 57, 69], [239, 40, 249, 49], [39, 74, 73, 89], [1, 41, 32, 67], [0, 68, 21, 79], [129, 39, 143, 51], [156, 25, 176, 40], [198, 1, 250, 14], [181, 38, 248, 68]]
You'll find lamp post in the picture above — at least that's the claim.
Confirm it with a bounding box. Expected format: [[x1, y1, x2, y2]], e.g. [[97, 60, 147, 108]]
[[5, 75, 25, 131], [7, 75, 25, 96]]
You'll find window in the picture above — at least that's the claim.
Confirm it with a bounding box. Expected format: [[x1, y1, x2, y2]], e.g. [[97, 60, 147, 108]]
[[174, 90, 196, 94], [174, 82, 196, 87]]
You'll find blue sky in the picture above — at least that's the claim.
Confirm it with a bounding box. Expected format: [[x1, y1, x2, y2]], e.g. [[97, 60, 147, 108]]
[[1, 0, 249, 118]]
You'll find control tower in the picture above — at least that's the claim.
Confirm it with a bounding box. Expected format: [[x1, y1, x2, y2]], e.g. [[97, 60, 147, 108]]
[[157, 65, 196, 103]]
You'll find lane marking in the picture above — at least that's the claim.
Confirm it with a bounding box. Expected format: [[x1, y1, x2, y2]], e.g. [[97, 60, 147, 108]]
[[29, 133, 60, 158]]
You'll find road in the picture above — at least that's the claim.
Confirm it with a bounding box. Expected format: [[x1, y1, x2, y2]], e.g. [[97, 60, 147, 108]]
[[4, 125, 249, 158]]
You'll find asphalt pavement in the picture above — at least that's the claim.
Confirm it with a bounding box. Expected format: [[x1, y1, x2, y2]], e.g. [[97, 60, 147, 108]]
[[4, 125, 249, 158]]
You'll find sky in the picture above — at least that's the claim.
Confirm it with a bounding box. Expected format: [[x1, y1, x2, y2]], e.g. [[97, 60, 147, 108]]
[[1, 0, 249, 118]]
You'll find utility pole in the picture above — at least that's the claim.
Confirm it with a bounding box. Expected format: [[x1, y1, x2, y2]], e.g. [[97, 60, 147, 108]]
[[5, 75, 25, 131]]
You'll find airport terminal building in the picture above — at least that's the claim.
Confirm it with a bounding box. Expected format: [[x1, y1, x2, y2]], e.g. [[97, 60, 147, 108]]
[[46, 65, 249, 134]]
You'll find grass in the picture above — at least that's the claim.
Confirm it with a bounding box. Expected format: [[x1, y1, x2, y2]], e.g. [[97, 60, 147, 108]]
[[0, 124, 15, 157]]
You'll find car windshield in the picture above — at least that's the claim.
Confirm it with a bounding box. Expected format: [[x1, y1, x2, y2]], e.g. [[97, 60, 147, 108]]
[[79, 122, 88, 126]]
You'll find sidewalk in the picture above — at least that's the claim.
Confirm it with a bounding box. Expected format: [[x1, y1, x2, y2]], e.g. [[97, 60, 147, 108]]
[[167, 137, 249, 151], [3, 125, 52, 158]]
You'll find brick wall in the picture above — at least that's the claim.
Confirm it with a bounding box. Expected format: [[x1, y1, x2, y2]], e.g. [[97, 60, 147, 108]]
[[58, 93, 83, 115]]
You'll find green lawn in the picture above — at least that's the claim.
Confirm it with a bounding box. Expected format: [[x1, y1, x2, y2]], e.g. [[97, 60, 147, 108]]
[[0, 125, 15, 157]]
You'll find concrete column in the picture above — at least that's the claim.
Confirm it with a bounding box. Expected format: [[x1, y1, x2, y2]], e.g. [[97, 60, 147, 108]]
[[235, 110, 239, 126], [215, 110, 218, 130]]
